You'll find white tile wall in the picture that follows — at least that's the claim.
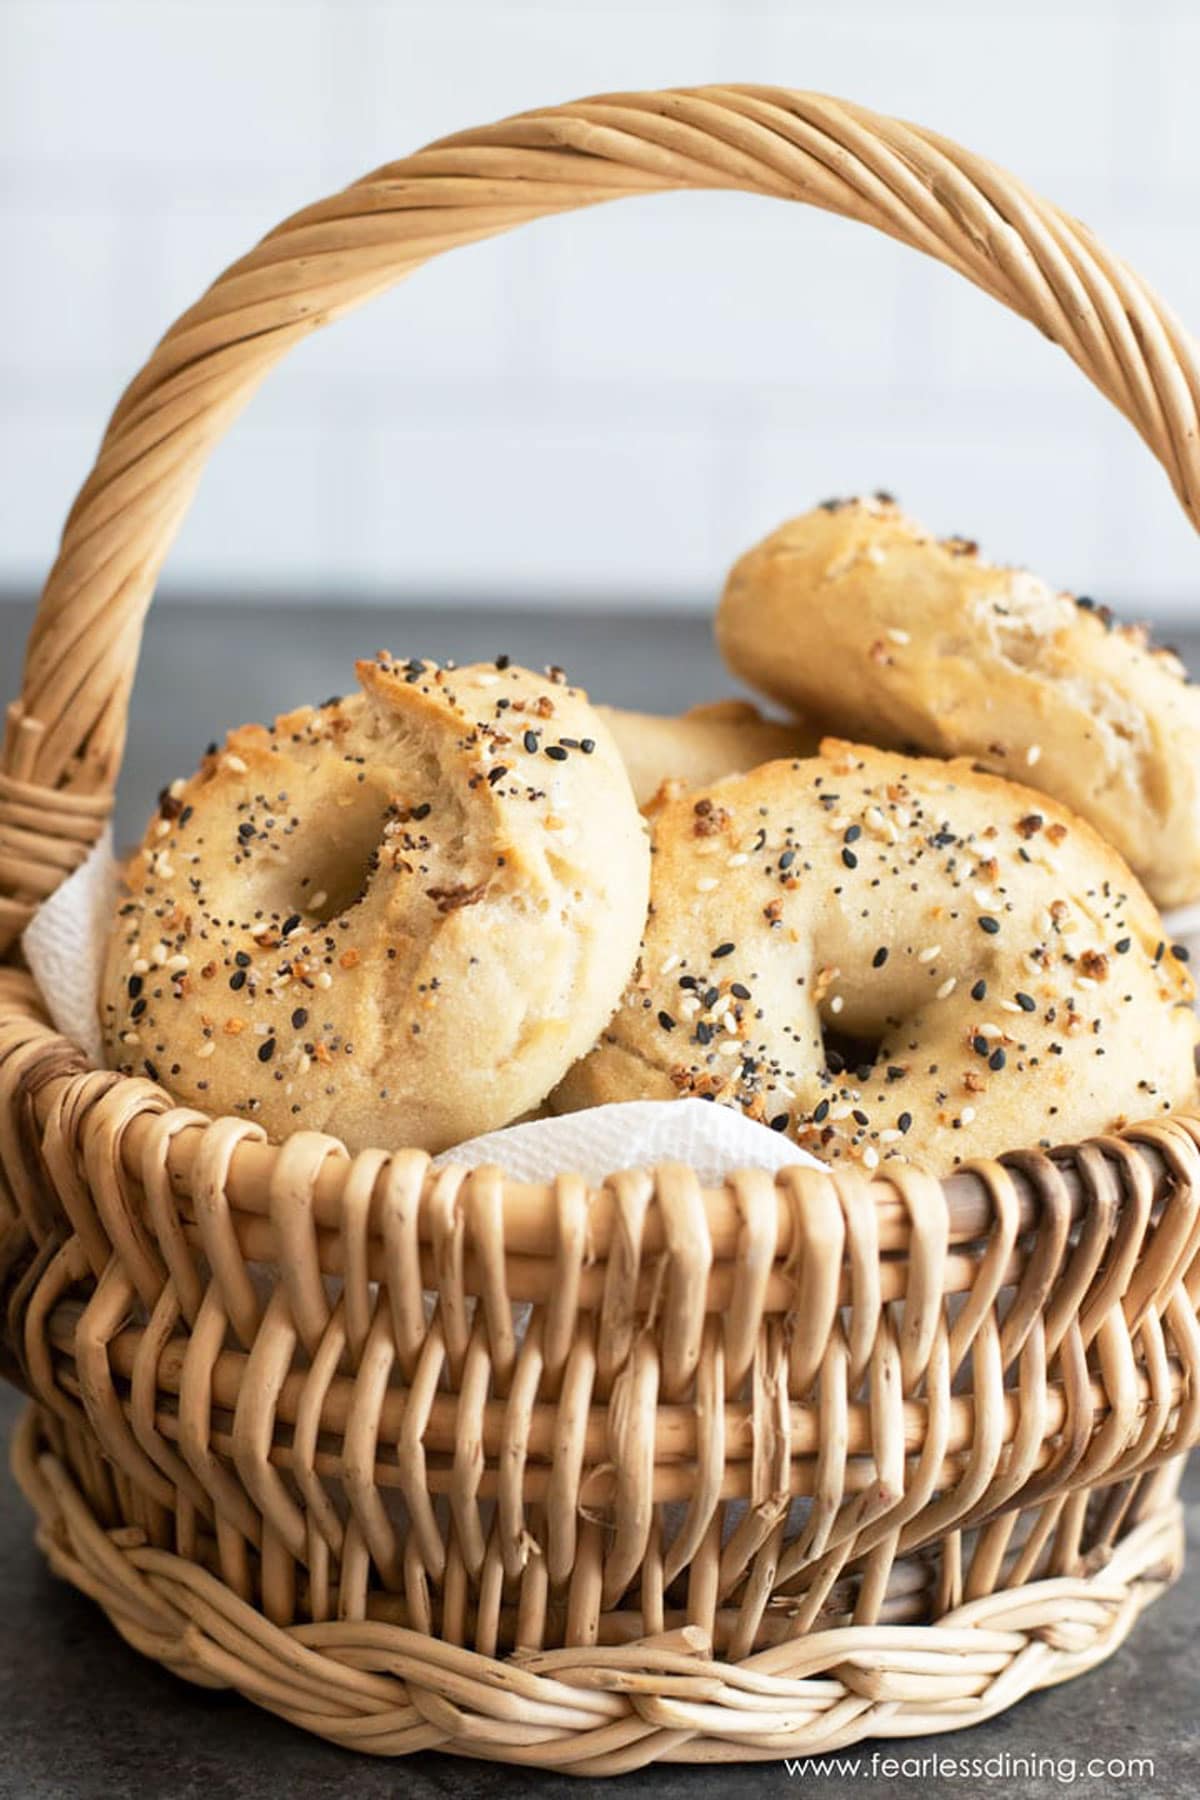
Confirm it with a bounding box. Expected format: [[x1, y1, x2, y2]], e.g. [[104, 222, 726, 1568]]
[[3, 0, 1200, 617]]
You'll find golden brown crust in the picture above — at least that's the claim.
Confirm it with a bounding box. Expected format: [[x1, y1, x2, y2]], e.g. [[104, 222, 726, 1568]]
[[597, 700, 815, 808], [716, 497, 1200, 907], [101, 657, 650, 1154], [552, 739, 1198, 1174]]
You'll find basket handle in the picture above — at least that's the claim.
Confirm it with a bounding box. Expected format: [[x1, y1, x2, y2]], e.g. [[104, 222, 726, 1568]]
[[4, 84, 1200, 952]]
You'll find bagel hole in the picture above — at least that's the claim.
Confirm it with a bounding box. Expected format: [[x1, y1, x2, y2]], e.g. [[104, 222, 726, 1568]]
[[288, 795, 392, 924], [820, 1023, 884, 1083]]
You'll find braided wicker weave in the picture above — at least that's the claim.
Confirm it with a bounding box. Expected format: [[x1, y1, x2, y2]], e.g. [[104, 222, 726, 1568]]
[[2, 87, 1200, 1773]]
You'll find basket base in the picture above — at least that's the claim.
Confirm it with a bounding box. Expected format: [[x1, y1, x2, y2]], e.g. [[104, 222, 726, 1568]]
[[8, 1404, 1186, 1775]]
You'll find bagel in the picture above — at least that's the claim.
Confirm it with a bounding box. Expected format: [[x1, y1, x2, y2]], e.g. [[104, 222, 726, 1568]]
[[551, 739, 1198, 1173], [101, 656, 650, 1154], [598, 699, 815, 808], [716, 496, 1200, 906]]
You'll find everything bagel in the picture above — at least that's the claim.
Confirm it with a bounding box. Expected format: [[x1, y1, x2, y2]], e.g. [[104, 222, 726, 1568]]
[[101, 657, 649, 1153], [716, 496, 1200, 907], [551, 739, 1198, 1172]]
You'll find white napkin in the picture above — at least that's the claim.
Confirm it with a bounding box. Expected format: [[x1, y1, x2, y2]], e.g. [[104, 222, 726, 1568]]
[[21, 827, 118, 1065], [433, 1096, 823, 1181], [19, 833, 825, 1179]]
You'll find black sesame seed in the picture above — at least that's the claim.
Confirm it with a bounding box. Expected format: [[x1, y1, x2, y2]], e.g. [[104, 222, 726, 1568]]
[[1115, 937, 1131, 954], [258, 1038, 276, 1063], [229, 969, 247, 991], [897, 1111, 912, 1134], [813, 1099, 830, 1124], [979, 916, 1000, 934], [281, 913, 301, 937], [844, 824, 862, 843], [841, 848, 858, 869], [237, 822, 255, 840], [703, 986, 720, 1007], [989, 1047, 1007, 1071], [144, 1060, 160, 1082], [235, 951, 251, 968], [770, 1113, 790, 1132], [580, 738, 595, 754], [127, 974, 143, 999], [872, 946, 888, 968], [487, 764, 508, 785], [410, 801, 431, 820], [658, 1011, 676, 1031], [779, 850, 796, 870], [1171, 943, 1191, 962], [972, 1035, 989, 1056], [523, 730, 539, 753], [1016, 992, 1036, 1012], [130, 998, 147, 1019], [545, 745, 568, 762], [852, 1108, 869, 1127], [695, 1022, 713, 1046], [731, 982, 751, 1000], [495, 654, 511, 670], [712, 942, 736, 959], [291, 1007, 308, 1029], [971, 979, 987, 1001]]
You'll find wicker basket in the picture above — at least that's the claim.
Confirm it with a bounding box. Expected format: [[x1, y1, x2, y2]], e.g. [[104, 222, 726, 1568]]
[[2, 86, 1200, 1775]]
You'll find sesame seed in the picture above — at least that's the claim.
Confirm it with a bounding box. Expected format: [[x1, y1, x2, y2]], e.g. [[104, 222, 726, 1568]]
[[862, 1145, 880, 1170], [872, 946, 888, 968], [829, 995, 845, 1015], [258, 1038, 276, 1063], [727, 853, 748, 868], [224, 754, 248, 774], [580, 738, 595, 754], [197, 1041, 215, 1060], [1026, 745, 1042, 767], [960, 1105, 977, 1124], [712, 942, 736, 959], [841, 847, 858, 869], [696, 876, 719, 893], [229, 969, 247, 991], [544, 745, 568, 763], [897, 1112, 912, 1133], [936, 976, 957, 1000], [291, 1008, 308, 1028], [988, 1047, 1007, 1071], [658, 1011, 676, 1031], [1114, 937, 1131, 954], [979, 916, 1001, 935], [886, 628, 910, 645], [918, 945, 941, 964]]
